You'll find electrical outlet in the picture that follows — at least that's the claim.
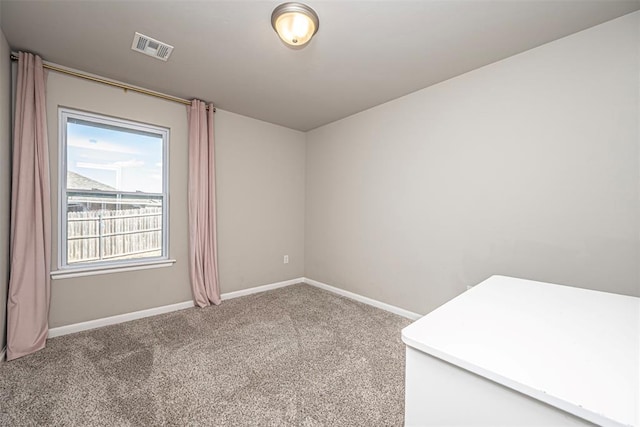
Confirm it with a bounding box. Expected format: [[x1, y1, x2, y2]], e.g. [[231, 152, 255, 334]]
[[284, 255, 289, 264]]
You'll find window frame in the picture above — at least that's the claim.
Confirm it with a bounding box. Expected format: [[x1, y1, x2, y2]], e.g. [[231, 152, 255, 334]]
[[58, 107, 170, 272]]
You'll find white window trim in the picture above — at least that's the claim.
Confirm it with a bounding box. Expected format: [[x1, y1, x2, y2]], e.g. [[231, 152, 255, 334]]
[[57, 108, 170, 275], [51, 259, 177, 280]]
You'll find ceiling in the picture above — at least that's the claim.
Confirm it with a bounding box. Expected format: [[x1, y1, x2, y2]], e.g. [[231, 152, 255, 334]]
[[1, 1, 638, 131]]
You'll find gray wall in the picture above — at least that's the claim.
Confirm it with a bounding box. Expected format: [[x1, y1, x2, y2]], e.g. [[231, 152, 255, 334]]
[[216, 110, 305, 292], [305, 12, 640, 315], [46, 72, 305, 328], [0, 28, 11, 350], [3, 11, 638, 331]]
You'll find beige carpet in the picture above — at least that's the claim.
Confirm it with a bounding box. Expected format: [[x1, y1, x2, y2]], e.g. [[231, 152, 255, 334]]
[[0, 284, 411, 426]]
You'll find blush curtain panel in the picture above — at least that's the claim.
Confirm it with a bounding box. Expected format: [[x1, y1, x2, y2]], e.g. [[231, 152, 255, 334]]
[[187, 100, 221, 307], [7, 52, 52, 361]]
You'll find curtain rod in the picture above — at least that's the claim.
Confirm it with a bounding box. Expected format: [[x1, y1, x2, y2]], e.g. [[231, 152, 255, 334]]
[[9, 53, 215, 112]]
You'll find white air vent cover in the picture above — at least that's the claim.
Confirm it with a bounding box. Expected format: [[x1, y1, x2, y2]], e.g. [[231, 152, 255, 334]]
[[131, 32, 174, 61]]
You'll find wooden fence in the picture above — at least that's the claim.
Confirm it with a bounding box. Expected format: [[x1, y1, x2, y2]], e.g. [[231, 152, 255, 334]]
[[67, 207, 162, 264]]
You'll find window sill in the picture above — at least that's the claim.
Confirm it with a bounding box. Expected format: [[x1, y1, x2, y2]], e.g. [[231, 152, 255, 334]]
[[51, 259, 177, 280]]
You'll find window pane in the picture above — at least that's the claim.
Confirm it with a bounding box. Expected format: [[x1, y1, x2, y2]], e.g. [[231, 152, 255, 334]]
[[66, 192, 163, 264], [66, 119, 163, 193], [61, 109, 169, 269]]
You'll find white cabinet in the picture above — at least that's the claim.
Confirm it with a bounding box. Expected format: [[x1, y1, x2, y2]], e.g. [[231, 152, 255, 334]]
[[402, 276, 639, 427]]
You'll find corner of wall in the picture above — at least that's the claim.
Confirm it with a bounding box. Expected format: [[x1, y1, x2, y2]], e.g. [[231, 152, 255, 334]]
[[302, 128, 310, 278]]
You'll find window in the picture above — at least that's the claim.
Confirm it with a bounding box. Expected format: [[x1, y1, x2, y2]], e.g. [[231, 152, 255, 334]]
[[59, 108, 169, 270]]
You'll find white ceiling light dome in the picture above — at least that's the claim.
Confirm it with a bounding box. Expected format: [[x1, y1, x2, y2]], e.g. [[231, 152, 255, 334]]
[[271, 2, 319, 48]]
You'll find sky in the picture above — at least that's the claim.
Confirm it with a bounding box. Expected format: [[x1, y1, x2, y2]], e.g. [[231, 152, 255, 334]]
[[66, 120, 164, 194]]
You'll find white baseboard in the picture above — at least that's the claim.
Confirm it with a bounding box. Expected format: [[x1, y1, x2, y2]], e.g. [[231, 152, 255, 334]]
[[0, 346, 5, 363], [46, 276, 417, 339], [220, 277, 303, 300], [48, 300, 195, 338], [303, 277, 422, 321], [47, 277, 305, 339]]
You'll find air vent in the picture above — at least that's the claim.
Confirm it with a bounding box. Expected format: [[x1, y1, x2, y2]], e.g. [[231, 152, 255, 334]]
[[131, 32, 174, 61]]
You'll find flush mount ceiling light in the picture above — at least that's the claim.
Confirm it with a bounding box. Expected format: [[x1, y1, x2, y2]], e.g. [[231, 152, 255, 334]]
[[271, 2, 319, 48]]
